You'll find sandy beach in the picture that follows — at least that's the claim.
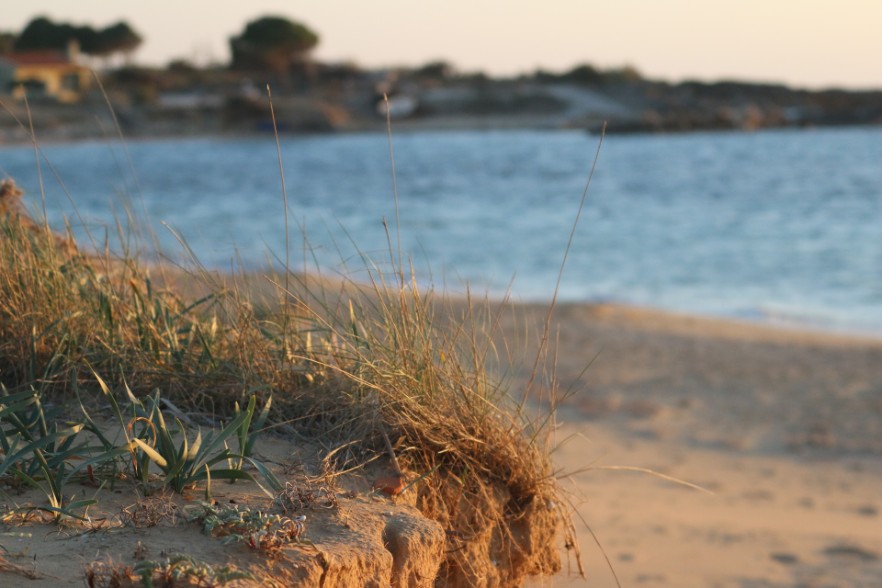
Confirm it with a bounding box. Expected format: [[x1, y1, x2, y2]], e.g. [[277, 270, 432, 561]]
[[512, 302, 882, 587], [3, 256, 882, 586]]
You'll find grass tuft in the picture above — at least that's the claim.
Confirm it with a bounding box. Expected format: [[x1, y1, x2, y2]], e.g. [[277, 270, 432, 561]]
[[1, 166, 574, 583]]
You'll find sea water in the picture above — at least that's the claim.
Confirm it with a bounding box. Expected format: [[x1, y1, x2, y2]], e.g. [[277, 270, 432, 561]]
[[2, 127, 881, 334]]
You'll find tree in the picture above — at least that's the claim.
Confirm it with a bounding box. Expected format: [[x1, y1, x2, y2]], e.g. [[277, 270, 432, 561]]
[[14, 16, 141, 61], [14, 16, 82, 51], [93, 21, 142, 59], [563, 64, 602, 85], [229, 16, 319, 73]]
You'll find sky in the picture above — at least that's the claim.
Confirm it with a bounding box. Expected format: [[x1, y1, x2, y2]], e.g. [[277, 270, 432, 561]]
[[5, 0, 882, 90]]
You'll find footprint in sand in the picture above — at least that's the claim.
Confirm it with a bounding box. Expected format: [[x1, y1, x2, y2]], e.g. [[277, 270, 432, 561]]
[[823, 544, 880, 562], [770, 552, 800, 565]]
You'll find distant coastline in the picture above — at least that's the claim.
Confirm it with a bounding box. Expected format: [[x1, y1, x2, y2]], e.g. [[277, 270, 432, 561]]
[[3, 68, 881, 145]]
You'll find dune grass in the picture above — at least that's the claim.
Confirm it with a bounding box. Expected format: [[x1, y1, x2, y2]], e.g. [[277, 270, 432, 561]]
[[0, 166, 579, 584]]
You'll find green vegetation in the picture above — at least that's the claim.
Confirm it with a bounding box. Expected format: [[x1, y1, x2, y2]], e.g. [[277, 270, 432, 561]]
[[0, 375, 278, 520], [190, 501, 310, 553], [0, 385, 104, 520], [113, 387, 282, 496]]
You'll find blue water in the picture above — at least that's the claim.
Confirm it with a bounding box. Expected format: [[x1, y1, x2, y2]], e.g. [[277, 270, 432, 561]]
[[2, 127, 881, 334]]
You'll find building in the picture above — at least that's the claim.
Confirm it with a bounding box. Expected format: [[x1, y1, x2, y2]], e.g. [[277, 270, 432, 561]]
[[0, 42, 91, 103]]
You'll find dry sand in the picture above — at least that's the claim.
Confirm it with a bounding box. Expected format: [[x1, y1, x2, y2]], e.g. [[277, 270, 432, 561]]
[[515, 302, 882, 587]]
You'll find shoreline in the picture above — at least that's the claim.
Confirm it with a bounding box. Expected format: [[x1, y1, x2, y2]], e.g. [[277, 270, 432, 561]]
[[550, 299, 882, 345], [3, 114, 881, 149], [494, 296, 882, 455], [148, 259, 882, 347]]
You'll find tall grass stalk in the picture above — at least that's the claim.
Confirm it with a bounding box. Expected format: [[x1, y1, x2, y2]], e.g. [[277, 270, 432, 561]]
[[266, 84, 293, 352]]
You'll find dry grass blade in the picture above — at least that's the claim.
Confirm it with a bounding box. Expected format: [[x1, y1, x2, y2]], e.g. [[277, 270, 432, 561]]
[[524, 124, 606, 405], [0, 550, 43, 580], [590, 465, 714, 494], [266, 83, 293, 350]]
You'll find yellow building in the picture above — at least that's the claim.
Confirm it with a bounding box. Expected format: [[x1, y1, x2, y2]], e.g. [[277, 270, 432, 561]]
[[0, 48, 91, 103]]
